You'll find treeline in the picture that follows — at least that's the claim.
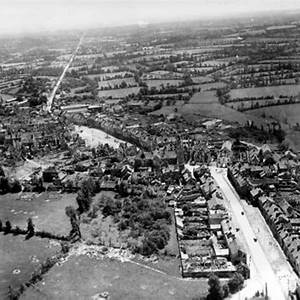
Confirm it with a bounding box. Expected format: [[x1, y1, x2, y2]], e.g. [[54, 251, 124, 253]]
[[91, 72, 133, 80], [226, 94, 291, 103], [0, 218, 68, 241], [98, 80, 137, 91], [236, 97, 300, 112], [138, 84, 198, 96], [8, 242, 70, 300]]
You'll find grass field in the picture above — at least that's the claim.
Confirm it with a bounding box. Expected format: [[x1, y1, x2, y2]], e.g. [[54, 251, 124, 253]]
[[0, 235, 60, 299], [227, 98, 281, 110], [178, 67, 214, 73], [152, 101, 270, 129], [202, 59, 230, 67], [246, 103, 300, 126], [21, 255, 208, 300], [98, 77, 137, 89], [246, 103, 300, 151], [86, 71, 133, 80], [189, 91, 219, 104], [145, 79, 183, 88], [230, 85, 300, 99], [0, 192, 76, 298], [0, 192, 75, 236], [198, 82, 226, 91], [97, 87, 140, 98], [191, 76, 213, 83]]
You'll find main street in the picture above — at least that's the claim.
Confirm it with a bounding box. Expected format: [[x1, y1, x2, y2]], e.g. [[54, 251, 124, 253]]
[[46, 35, 84, 112], [210, 167, 287, 300]]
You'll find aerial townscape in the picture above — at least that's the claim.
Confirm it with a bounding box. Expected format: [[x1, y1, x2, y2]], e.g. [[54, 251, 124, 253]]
[[1, 2, 300, 300]]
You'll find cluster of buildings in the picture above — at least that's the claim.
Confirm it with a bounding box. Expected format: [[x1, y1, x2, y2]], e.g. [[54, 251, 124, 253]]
[[0, 112, 71, 164], [225, 140, 300, 276], [172, 167, 247, 278]]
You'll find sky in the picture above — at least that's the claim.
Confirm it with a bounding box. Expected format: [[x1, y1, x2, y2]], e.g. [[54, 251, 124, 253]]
[[0, 0, 300, 35]]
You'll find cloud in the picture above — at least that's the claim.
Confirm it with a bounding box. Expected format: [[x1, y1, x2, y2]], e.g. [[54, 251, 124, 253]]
[[0, 0, 299, 34]]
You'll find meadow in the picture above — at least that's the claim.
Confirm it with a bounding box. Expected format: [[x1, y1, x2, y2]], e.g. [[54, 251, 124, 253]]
[[98, 87, 140, 98], [229, 85, 300, 99]]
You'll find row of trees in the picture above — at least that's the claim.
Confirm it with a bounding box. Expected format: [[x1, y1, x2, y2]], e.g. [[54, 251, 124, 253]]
[[0, 218, 69, 241]]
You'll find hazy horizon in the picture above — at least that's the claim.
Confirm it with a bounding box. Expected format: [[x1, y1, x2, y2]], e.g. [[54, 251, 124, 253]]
[[1, 0, 300, 35]]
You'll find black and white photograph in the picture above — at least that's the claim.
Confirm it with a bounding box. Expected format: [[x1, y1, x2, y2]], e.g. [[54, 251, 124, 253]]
[[0, 1, 300, 299]]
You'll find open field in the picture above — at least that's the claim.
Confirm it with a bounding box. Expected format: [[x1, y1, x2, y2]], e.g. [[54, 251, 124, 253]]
[[98, 77, 137, 89], [0, 192, 76, 298], [189, 91, 219, 104], [202, 59, 231, 67], [85, 72, 133, 80], [198, 82, 226, 91], [97, 87, 140, 98], [144, 79, 183, 88], [0, 192, 75, 237], [285, 130, 300, 152], [21, 255, 208, 300], [230, 85, 300, 99], [227, 98, 285, 110], [0, 235, 60, 299], [178, 67, 214, 73], [0, 93, 15, 101], [191, 76, 214, 83], [152, 102, 270, 128], [69, 86, 92, 97], [246, 103, 300, 126], [245, 103, 300, 151]]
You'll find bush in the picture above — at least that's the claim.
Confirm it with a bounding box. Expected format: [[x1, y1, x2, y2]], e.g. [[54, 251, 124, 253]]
[[140, 239, 158, 256], [207, 273, 224, 300], [4, 220, 12, 233], [228, 272, 244, 294]]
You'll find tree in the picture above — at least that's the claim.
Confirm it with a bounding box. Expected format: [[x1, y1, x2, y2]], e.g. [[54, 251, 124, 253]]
[[65, 206, 81, 241], [9, 179, 22, 193], [65, 206, 77, 219], [0, 176, 9, 194], [223, 284, 229, 298], [207, 273, 224, 300], [31, 176, 45, 193], [76, 180, 94, 213], [4, 220, 12, 233], [0, 166, 4, 177], [26, 218, 35, 238], [228, 272, 244, 294]]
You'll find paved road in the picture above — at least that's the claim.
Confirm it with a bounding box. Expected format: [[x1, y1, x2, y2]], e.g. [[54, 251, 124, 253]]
[[210, 167, 287, 300], [46, 35, 84, 112]]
